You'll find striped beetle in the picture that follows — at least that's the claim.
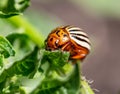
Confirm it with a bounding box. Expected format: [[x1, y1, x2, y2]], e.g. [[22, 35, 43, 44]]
[[45, 25, 91, 61]]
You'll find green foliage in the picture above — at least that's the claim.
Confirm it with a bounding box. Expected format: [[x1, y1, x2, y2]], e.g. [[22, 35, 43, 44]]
[[6, 33, 34, 52], [0, 1, 94, 94], [0, 0, 30, 18], [0, 36, 15, 58], [40, 50, 70, 68], [81, 80, 95, 94], [0, 36, 15, 68], [0, 47, 38, 83], [32, 63, 80, 94]]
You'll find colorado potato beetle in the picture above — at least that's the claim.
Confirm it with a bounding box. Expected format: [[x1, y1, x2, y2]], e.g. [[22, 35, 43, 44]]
[[45, 25, 91, 61]]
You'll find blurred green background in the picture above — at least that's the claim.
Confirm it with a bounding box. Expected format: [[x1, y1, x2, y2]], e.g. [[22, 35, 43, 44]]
[[1, 0, 120, 94]]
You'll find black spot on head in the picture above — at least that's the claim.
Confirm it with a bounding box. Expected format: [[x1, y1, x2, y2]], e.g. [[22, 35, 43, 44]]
[[50, 38, 53, 41], [63, 34, 67, 37]]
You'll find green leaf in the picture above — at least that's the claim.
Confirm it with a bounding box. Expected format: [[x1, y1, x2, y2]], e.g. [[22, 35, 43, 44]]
[[0, 0, 30, 18], [31, 50, 80, 94], [6, 33, 34, 52], [0, 46, 39, 83], [64, 63, 80, 94], [32, 63, 80, 94], [0, 54, 4, 68], [8, 46, 38, 76], [0, 36, 15, 58], [6, 33, 35, 62], [41, 50, 70, 68]]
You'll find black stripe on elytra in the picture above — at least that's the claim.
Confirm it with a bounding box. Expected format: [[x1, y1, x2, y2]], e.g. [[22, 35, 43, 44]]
[[68, 29, 82, 32], [72, 35, 91, 45], [70, 33, 89, 38]]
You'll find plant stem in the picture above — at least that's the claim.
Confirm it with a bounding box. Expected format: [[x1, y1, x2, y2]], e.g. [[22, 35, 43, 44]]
[[81, 79, 95, 94], [76, 60, 94, 94], [6, 16, 44, 48]]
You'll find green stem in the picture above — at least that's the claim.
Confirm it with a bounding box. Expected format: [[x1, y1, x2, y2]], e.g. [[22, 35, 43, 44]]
[[76, 60, 94, 94], [6, 16, 44, 48], [81, 79, 95, 94]]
